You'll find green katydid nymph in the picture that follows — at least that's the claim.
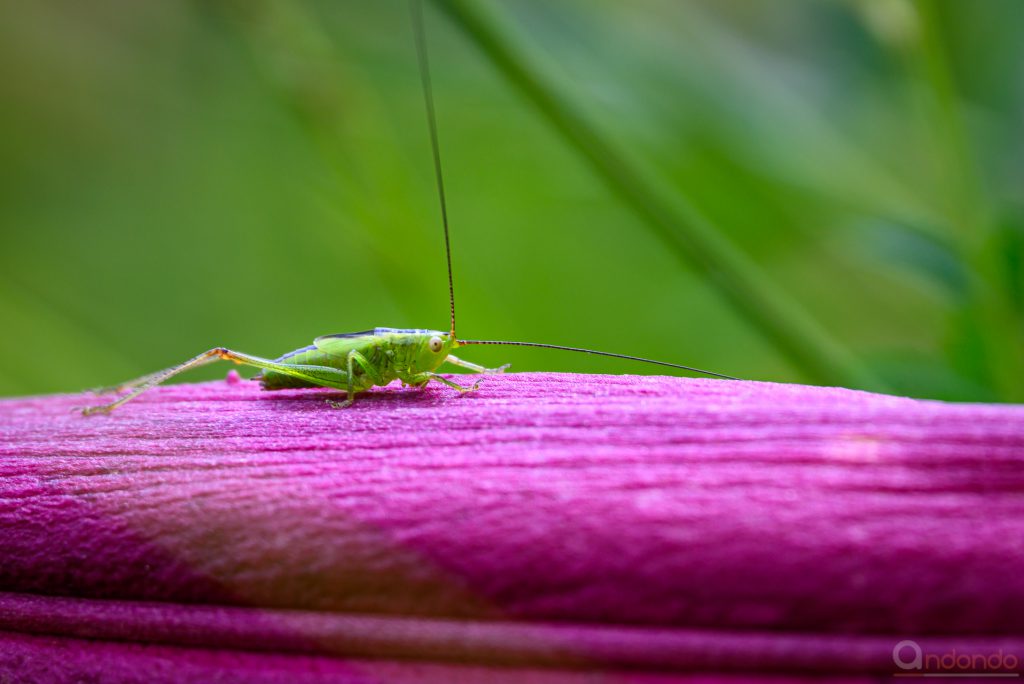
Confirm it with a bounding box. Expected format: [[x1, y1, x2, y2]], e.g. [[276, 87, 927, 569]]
[[80, 1, 733, 416]]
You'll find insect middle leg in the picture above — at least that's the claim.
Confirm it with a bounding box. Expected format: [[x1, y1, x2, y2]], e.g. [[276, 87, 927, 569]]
[[335, 350, 385, 408], [81, 348, 351, 415]]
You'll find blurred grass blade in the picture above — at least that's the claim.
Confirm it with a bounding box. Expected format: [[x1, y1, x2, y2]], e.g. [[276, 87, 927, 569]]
[[432, 0, 886, 391], [910, 0, 1024, 400], [912, 0, 983, 242]]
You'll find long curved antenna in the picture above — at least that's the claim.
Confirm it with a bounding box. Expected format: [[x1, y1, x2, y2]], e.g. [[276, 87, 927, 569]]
[[411, 0, 457, 338], [459, 340, 738, 380]]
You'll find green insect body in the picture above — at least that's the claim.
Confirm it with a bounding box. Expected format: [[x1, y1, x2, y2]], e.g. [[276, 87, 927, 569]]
[[79, 327, 507, 413], [80, 1, 732, 416], [81, 328, 510, 415], [266, 328, 510, 393], [260, 329, 459, 392]]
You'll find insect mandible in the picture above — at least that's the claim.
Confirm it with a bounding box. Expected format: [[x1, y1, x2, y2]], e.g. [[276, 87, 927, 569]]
[[81, 0, 734, 416]]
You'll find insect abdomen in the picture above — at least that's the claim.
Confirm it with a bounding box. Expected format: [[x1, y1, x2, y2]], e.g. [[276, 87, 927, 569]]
[[260, 346, 340, 390]]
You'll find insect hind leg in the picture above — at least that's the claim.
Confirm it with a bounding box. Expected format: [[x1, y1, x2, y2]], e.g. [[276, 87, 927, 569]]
[[90, 357, 220, 395], [81, 348, 352, 415], [82, 348, 245, 415]]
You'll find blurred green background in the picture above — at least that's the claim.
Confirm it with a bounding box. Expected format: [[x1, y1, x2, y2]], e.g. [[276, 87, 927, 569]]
[[0, 0, 1021, 402]]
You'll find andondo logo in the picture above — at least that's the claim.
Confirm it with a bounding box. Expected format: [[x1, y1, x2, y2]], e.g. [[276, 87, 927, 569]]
[[893, 640, 1020, 677]]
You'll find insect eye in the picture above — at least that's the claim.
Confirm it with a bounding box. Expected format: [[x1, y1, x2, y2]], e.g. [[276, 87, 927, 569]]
[[428, 336, 443, 353]]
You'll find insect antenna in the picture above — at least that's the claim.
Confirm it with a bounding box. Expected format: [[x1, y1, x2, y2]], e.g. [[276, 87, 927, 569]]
[[411, 0, 457, 339], [458, 340, 738, 380], [409, 4, 733, 383]]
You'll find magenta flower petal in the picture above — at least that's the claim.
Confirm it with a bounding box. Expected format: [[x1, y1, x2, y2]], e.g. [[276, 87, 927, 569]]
[[2, 374, 1023, 681]]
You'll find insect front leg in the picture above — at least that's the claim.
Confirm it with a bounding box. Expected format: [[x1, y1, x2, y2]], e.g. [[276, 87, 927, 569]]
[[443, 354, 510, 374], [406, 371, 481, 396]]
